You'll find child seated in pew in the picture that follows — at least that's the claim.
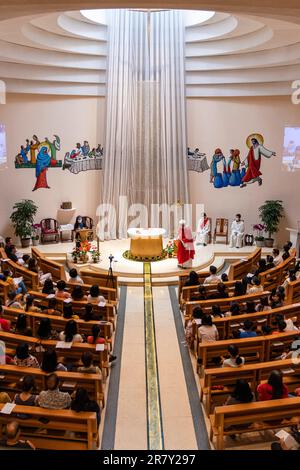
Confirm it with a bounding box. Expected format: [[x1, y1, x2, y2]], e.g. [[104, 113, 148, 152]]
[[41, 348, 67, 373], [87, 325, 117, 364], [238, 319, 257, 338], [208, 282, 229, 299], [198, 314, 219, 343], [282, 269, 297, 290], [55, 280, 71, 300], [42, 279, 56, 295], [221, 273, 229, 283], [71, 285, 87, 302], [68, 268, 83, 285], [59, 319, 83, 343], [247, 276, 264, 294], [191, 286, 206, 301], [24, 294, 41, 313], [222, 344, 245, 368], [255, 296, 271, 312], [185, 307, 204, 347], [43, 297, 61, 316], [87, 285, 106, 305], [78, 351, 102, 376], [270, 286, 286, 308]]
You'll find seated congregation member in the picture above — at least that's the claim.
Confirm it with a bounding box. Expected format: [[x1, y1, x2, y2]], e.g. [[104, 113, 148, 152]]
[[37, 318, 58, 340], [44, 297, 61, 316], [87, 325, 117, 363], [59, 319, 83, 343], [83, 303, 95, 321], [198, 314, 219, 343], [208, 282, 229, 299], [257, 370, 288, 401], [41, 348, 67, 373], [5, 244, 19, 263], [68, 268, 83, 284], [78, 351, 102, 376], [0, 302, 11, 332], [196, 212, 210, 246], [239, 319, 257, 338], [13, 375, 37, 412], [244, 301, 256, 314], [193, 286, 206, 301], [63, 303, 79, 320], [224, 379, 254, 405], [14, 314, 32, 337], [37, 373, 71, 410], [71, 387, 100, 427], [25, 294, 41, 313], [273, 313, 298, 332], [283, 243, 292, 257], [14, 343, 39, 368], [71, 285, 87, 301], [221, 273, 229, 283], [271, 427, 300, 451], [282, 269, 297, 290], [254, 258, 267, 277], [2, 269, 27, 296], [42, 278, 55, 295], [0, 421, 35, 449], [255, 296, 271, 312], [225, 302, 240, 317], [27, 257, 51, 284], [222, 344, 245, 368], [272, 248, 283, 266], [184, 270, 199, 287], [87, 285, 106, 304], [271, 320, 288, 334], [204, 265, 220, 285], [4, 236, 13, 256], [233, 281, 246, 297], [247, 276, 263, 294], [6, 291, 23, 309], [0, 387, 11, 403], [270, 286, 285, 308], [211, 305, 224, 317], [55, 280, 71, 300], [266, 255, 275, 270], [229, 214, 245, 249], [185, 307, 204, 347]]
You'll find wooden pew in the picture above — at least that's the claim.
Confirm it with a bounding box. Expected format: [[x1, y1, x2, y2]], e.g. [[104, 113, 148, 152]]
[[2, 307, 113, 346], [181, 281, 237, 305], [28, 290, 116, 324], [197, 330, 300, 372], [80, 269, 118, 294], [31, 247, 66, 281], [202, 358, 300, 416], [0, 258, 39, 290], [65, 281, 118, 303], [0, 364, 104, 408], [259, 256, 296, 292], [185, 291, 270, 317], [228, 247, 262, 281], [178, 271, 210, 303], [0, 331, 109, 378], [211, 303, 300, 340], [210, 397, 300, 450], [31, 247, 46, 262], [286, 278, 300, 305], [0, 403, 98, 450], [0, 279, 9, 304]]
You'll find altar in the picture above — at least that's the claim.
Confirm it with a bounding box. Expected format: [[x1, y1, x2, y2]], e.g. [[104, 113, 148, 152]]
[[127, 228, 166, 259]]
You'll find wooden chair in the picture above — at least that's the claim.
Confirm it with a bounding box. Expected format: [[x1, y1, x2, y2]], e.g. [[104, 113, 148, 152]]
[[40, 218, 60, 244], [214, 218, 228, 244]]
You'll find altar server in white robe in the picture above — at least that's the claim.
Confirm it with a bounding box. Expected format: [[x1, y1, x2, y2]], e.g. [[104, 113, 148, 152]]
[[196, 213, 210, 246], [229, 214, 245, 248]]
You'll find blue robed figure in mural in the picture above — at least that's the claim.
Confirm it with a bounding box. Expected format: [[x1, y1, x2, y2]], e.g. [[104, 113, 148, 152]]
[[32, 146, 51, 191], [210, 148, 226, 188]]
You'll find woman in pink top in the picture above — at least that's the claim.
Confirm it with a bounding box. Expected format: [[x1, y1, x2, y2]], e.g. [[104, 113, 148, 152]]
[[198, 314, 219, 343], [55, 280, 71, 300], [87, 324, 105, 345]]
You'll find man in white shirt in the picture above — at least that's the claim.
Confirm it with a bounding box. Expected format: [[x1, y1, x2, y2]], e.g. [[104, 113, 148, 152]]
[[272, 248, 283, 266], [204, 265, 220, 284], [229, 214, 245, 248]]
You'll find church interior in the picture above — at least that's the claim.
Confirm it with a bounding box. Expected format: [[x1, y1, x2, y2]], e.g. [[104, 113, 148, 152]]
[[1, 0, 300, 454]]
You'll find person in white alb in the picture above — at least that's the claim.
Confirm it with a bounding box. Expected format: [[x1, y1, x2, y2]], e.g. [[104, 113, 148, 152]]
[[229, 214, 245, 248], [196, 213, 210, 246]]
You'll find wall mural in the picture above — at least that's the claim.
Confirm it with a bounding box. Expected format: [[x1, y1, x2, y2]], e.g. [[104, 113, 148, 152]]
[[63, 141, 104, 174], [188, 133, 276, 189], [15, 135, 62, 191]]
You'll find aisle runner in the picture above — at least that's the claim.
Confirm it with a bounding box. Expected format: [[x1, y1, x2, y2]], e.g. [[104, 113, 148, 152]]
[[143, 262, 164, 450]]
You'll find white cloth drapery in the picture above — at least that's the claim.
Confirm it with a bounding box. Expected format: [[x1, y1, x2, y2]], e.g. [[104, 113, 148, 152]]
[[99, 9, 189, 240]]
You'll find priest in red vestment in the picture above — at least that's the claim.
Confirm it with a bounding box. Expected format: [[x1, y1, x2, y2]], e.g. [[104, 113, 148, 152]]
[[177, 219, 195, 268]]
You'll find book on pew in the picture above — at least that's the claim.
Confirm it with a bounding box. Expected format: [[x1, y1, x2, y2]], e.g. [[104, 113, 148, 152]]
[[13, 277, 23, 286], [1, 403, 15, 414], [275, 430, 299, 449], [46, 294, 55, 299], [56, 341, 73, 349], [96, 343, 105, 351], [63, 298, 72, 304], [98, 301, 106, 308], [281, 368, 295, 374], [61, 381, 77, 389]]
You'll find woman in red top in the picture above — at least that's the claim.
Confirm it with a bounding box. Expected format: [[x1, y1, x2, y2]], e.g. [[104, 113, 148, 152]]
[[87, 324, 105, 345], [257, 370, 288, 401]]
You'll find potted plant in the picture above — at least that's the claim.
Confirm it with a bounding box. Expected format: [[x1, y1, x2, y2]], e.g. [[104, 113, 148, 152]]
[[90, 246, 100, 263], [165, 240, 176, 258], [31, 224, 40, 246], [10, 199, 38, 248], [258, 200, 284, 248], [253, 223, 266, 247]]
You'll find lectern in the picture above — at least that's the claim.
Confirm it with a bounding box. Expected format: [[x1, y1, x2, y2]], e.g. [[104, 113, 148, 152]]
[[286, 227, 300, 256]]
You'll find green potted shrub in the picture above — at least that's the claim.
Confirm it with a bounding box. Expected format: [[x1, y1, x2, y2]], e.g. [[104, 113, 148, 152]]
[[10, 199, 38, 248], [258, 200, 284, 248]]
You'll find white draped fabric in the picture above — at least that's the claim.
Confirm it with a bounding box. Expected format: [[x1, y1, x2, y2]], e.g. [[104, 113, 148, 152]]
[[99, 9, 189, 240]]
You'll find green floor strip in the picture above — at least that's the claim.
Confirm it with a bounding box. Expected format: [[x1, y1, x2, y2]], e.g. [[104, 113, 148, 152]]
[[143, 262, 164, 450]]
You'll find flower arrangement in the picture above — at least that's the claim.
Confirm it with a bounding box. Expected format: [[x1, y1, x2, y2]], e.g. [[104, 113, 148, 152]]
[[31, 223, 40, 244], [165, 239, 176, 257], [72, 241, 100, 263], [90, 246, 101, 263], [253, 223, 266, 244]]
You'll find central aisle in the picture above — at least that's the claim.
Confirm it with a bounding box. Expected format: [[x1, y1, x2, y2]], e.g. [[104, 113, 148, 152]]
[[101, 264, 210, 450]]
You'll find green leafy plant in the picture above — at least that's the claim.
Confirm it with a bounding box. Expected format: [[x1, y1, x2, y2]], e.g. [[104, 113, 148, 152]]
[[258, 200, 284, 239], [10, 199, 38, 239]]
